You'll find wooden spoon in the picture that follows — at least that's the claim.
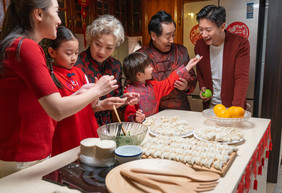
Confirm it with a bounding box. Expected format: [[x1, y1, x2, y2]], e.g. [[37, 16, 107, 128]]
[[120, 169, 196, 193], [131, 167, 220, 182], [113, 105, 126, 135], [139, 173, 218, 192]]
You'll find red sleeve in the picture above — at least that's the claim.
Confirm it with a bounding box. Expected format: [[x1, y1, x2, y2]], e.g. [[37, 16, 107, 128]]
[[232, 38, 250, 107], [195, 40, 207, 90], [12, 39, 58, 99], [124, 105, 137, 122], [151, 70, 180, 101]]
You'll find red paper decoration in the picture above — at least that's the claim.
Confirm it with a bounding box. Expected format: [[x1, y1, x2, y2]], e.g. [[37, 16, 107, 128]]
[[226, 21, 249, 39], [81, 9, 87, 19], [253, 179, 258, 190], [78, 0, 89, 7], [258, 165, 262, 175], [236, 122, 272, 193], [189, 24, 201, 45], [78, 1, 89, 48]]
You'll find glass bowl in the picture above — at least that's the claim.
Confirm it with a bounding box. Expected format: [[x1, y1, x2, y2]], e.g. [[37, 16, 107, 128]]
[[97, 122, 148, 147], [202, 108, 252, 125]]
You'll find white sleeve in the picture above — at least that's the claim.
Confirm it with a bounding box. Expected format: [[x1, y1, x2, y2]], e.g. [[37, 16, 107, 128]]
[[84, 74, 90, 84]]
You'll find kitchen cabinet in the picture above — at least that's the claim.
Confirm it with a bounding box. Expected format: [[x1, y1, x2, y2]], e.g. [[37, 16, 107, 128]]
[[58, 0, 142, 36], [128, 0, 142, 36], [141, 0, 184, 46], [58, 0, 95, 34], [112, 0, 128, 36]]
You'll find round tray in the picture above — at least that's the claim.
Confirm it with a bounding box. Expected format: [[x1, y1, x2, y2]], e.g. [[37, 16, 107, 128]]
[[105, 159, 197, 193], [149, 130, 193, 138], [193, 132, 245, 145], [202, 109, 251, 124]]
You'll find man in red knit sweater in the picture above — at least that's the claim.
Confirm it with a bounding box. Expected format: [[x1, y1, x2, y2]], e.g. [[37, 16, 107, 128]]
[[195, 5, 250, 110]]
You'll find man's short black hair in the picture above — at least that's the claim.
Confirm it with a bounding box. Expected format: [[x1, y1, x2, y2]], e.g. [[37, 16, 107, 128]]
[[148, 11, 176, 37], [196, 5, 226, 28]]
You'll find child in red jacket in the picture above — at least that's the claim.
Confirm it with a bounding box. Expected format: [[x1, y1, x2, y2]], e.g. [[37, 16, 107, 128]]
[[123, 52, 202, 122]]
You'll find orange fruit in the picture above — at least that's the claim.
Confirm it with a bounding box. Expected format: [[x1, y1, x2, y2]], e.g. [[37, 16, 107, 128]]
[[213, 104, 226, 117], [215, 109, 230, 118], [227, 106, 236, 114], [229, 106, 245, 118]]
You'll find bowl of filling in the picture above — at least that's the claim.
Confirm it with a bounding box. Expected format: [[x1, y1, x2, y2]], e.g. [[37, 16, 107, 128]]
[[97, 122, 148, 147]]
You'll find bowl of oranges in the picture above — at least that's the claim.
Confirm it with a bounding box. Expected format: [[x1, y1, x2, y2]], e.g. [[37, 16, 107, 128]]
[[202, 104, 252, 125]]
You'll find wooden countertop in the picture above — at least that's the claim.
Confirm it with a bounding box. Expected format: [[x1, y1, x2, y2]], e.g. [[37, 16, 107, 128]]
[[0, 110, 271, 193]]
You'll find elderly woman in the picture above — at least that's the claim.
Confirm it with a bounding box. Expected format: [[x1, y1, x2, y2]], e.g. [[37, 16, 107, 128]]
[[75, 14, 139, 126]]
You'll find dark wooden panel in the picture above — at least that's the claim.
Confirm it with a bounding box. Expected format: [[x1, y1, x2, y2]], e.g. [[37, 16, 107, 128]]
[[261, 0, 282, 183], [141, 0, 184, 46]]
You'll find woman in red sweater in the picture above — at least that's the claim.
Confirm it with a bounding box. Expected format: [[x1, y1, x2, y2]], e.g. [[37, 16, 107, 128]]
[[0, 0, 117, 178]]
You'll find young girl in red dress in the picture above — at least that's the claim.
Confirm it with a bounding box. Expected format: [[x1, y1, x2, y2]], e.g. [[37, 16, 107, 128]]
[[48, 26, 101, 156]]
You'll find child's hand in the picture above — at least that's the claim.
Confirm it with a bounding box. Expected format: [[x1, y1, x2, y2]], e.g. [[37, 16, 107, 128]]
[[174, 78, 188, 91], [135, 109, 145, 123], [123, 92, 140, 105], [186, 55, 203, 71]]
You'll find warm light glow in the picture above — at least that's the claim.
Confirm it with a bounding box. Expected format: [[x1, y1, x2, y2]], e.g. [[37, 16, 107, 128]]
[[187, 12, 194, 17]]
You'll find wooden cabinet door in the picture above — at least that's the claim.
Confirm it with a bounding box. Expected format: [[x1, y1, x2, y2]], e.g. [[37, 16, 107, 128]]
[[58, 0, 67, 27], [68, 0, 94, 34], [58, 0, 95, 34], [57, 0, 143, 36], [113, 0, 128, 36], [128, 0, 142, 36], [141, 0, 184, 46], [95, 0, 113, 17]]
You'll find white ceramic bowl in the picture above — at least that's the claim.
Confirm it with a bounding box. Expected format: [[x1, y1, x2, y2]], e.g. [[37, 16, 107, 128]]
[[114, 145, 143, 165]]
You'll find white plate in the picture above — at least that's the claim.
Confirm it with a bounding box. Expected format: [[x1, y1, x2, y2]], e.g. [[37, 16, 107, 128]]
[[202, 109, 251, 125], [149, 130, 193, 138], [193, 132, 245, 145]]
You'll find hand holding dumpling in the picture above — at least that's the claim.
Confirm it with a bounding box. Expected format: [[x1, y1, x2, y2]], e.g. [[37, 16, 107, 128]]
[[185, 54, 203, 71], [135, 109, 145, 123]]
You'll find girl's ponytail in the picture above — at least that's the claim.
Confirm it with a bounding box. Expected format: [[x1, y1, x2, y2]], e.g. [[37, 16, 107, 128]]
[[48, 58, 63, 89]]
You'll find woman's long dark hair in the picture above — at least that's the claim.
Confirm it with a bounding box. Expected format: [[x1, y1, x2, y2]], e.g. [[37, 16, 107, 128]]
[[0, 0, 51, 75], [48, 26, 78, 88]]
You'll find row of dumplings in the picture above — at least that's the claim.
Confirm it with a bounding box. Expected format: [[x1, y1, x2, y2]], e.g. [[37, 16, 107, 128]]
[[194, 126, 244, 142], [142, 135, 238, 170], [143, 116, 194, 136]]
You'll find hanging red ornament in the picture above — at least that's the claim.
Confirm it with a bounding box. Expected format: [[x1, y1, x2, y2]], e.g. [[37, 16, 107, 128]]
[[261, 158, 265, 166], [81, 9, 87, 19], [236, 174, 245, 193], [78, 3, 89, 49], [258, 165, 262, 175], [269, 141, 273, 151], [78, 0, 89, 7], [82, 22, 87, 48], [245, 164, 251, 193], [266, 150, 269, 158], [253, 179, 258, 190]]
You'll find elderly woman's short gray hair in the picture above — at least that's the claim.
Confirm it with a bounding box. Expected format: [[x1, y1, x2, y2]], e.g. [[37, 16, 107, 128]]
[[86, 14, 125, 48]]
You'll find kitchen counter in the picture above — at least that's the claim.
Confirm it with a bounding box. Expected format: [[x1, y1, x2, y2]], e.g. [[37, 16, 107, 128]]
[[0, 110, 271, 193]]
